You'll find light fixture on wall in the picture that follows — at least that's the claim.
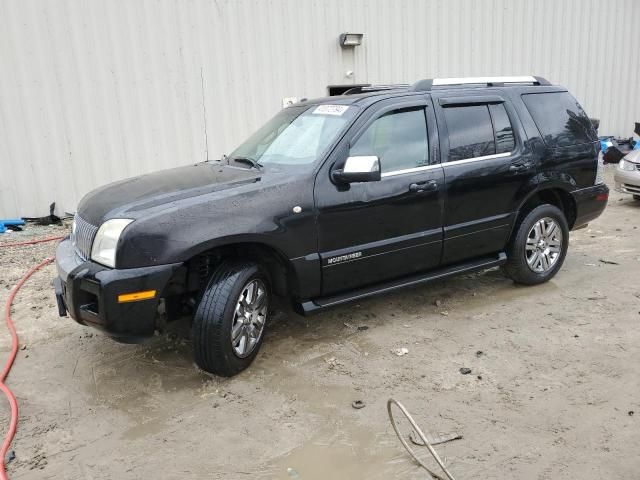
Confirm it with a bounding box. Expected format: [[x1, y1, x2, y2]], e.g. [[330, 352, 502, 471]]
[[339, 33, 363, 48]]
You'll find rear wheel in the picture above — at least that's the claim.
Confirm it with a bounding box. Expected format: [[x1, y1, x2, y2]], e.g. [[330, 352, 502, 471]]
[[503, 204, 569, 285], [633, 195, 640, 201], [192, 260, 270, 376]]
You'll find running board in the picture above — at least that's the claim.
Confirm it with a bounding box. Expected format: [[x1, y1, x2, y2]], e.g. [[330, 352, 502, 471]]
[[297, 253, 507, 315]]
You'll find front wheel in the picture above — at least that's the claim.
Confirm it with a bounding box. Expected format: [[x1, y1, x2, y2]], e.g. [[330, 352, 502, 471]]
[[503, 204, 569, 285], [192, 261, 270, 376]]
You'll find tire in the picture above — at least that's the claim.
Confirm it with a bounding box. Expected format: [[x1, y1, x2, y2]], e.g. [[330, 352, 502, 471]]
[[503, 204, 569, 285], [192, 260, 270, 377], [633, 195, 640, 201]]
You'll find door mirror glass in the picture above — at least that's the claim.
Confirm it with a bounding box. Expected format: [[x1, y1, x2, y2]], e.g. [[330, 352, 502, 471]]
[[332, 156, 381, 183]]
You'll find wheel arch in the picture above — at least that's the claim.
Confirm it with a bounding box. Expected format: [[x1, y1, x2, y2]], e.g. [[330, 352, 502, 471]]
[[512, 186, 577, 237], [185, 238, 300, 298]]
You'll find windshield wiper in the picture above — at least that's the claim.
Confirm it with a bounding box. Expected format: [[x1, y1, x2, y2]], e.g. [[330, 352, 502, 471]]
[[229, 156, 263, 170]]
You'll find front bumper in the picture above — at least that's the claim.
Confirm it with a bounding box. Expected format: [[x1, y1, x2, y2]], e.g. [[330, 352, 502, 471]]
[[613, 167, 640, 196], [570, 183, 609, 229], [54, 239, 182, 341]]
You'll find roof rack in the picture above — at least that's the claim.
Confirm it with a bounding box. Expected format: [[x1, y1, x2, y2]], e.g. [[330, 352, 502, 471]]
[[341, 76, 551, 96], [410, 76, 551, 91], [342, 84, 409, 95]]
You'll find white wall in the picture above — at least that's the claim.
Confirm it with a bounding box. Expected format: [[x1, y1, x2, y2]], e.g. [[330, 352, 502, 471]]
[[1, 0, 638, 217]]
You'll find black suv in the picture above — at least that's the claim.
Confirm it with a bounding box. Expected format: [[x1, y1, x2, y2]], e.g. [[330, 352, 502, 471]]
[[54, 76, 608, 376]]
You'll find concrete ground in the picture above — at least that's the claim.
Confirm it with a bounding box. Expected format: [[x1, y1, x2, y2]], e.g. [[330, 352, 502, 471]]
[[0, 165, 638, 479]]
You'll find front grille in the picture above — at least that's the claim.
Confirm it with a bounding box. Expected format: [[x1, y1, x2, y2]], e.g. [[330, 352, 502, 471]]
[[622, 183, 640, 194], [71, 215, 98, 260]]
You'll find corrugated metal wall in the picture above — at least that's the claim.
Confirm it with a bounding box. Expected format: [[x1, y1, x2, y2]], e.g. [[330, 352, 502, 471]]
[[1, 0, 638, 217]]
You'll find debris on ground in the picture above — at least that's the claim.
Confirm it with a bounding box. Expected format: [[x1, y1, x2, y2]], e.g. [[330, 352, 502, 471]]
[[287, 467, 300, 479], [599, 129, 640, 163], [603, 145, 626, 164], [459, 367, 472, 375], [325, 357, 343, 370], [352, 400, 365, 409], [357, 325, 369, 331], [393, 348, 409, 356], [0, 219, 25, 234], [387, 399, 457, 480], [599, 259, 619, 265], [4, 450, 15, 464], [476, 350, 484, 357], [22, 202, 64, 226], [409, 430, 463, 447]]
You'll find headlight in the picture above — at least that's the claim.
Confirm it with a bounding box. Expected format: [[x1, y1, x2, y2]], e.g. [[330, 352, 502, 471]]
[[619, 159, 636, 171], [91, 219, 133, 268]]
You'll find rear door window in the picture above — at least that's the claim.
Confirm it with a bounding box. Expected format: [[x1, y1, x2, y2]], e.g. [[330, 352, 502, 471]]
[[522, 92, 596, 148], [443, 105, 495, 161]]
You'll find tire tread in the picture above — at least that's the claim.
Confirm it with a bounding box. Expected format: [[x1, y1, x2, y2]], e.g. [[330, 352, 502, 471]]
[[503, 204, 569, 285], [192, 260, 264, 376]]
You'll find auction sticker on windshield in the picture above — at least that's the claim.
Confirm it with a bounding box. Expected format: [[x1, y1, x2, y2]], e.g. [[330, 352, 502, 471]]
[[313, 105, 349, 116]]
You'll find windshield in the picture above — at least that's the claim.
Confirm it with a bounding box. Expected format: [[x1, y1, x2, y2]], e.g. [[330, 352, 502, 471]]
[[229, 104, 357, 168]]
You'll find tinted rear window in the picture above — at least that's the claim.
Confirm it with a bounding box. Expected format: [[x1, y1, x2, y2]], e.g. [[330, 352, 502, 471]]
[[444, 105, 495, 161], [522, 92, 596, 148]]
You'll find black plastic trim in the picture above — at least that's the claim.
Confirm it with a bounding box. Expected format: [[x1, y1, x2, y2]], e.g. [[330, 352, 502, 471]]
[[439, 95, 505, 106]]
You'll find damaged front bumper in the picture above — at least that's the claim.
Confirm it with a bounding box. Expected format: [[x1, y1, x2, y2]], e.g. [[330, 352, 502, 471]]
[[54, 239, 183, 342]]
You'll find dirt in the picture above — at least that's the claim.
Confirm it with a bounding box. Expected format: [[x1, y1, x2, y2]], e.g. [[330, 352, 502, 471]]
[[0, 166, 638, 479]]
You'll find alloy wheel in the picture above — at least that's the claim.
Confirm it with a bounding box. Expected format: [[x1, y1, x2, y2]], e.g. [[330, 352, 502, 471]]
[[230, 279, 268, 358], [525, 217, 563, 273]]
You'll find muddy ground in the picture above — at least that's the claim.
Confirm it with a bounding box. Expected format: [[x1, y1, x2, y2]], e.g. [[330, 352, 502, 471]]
[[0, 166, 638, 479]]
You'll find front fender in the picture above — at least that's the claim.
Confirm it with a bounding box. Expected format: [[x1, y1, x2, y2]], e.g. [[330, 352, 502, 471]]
[[115, 175, 317, 269]]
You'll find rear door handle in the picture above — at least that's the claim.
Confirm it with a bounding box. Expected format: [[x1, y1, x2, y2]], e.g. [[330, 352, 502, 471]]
[[409, 180, 438, 193]]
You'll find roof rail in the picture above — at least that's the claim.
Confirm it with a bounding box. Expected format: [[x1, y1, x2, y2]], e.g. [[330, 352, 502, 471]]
[[342, 84, 409, 95], [410, 76, 551, 91]]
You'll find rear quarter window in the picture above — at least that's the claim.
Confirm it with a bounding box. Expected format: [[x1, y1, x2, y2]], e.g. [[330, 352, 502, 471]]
[[522, 92, 596, 148]]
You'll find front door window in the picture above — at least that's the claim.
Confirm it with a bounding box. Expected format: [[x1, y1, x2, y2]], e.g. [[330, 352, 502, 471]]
[[350, 107, 429, 174]]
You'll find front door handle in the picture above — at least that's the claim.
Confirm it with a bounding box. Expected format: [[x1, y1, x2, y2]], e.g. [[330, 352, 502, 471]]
[[409, 180, 438, 193], [509, 162, 533, 173]]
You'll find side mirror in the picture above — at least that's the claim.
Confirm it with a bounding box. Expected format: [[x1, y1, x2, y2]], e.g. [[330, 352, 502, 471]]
[[332, 156, 381, 184]]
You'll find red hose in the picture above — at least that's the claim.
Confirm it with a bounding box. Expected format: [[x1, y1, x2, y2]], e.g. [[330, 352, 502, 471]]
[[0, 257, 55, 479], [0, 236, 64, 248]]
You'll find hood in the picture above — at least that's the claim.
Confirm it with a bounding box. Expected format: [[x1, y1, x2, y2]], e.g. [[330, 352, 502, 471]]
[[77, 162, 261, 225], [624, 149, 640, 163]]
